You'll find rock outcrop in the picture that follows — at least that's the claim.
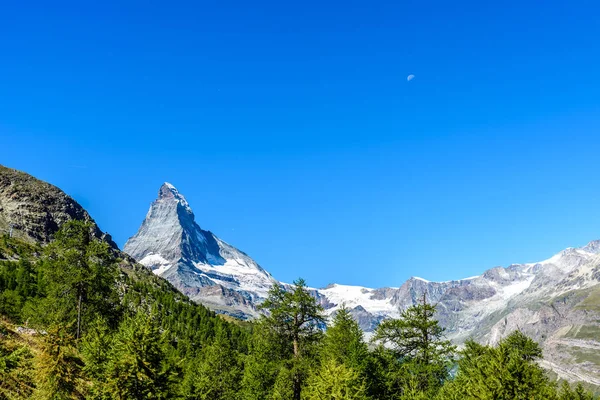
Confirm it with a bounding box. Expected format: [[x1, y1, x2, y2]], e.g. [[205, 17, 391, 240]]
[[0, 165, 116, 247]]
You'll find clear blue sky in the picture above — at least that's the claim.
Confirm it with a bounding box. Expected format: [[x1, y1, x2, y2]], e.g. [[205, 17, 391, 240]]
[[2, 1, 600, 288]]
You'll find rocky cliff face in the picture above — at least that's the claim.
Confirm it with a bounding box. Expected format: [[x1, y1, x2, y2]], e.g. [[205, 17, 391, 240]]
[[124, 183, 276, 318], [0, 165, 176, 289], [0, 165, 116, 247]]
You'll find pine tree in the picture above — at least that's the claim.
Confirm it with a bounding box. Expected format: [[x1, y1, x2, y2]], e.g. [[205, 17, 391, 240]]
[[36, 221, 119, 339], [270, 367, 295, 400], [241, 322, 282, 400], [303, 359, 368, 400], [438, 332, 559, 400], [558, 381, 595, 400], [259, 278, 325, 400], [33, 326, 84, 400], [574, 383, 594, 400], [80, 316, 113, 388], [361, 346, 404, 400], [0, 334, 34, 400], [399, 377, 429, 400], [372, 295, 455, 395], [180, 325, 242, 400], [100, 312, 171, 400], [322, 305, 368, 371]]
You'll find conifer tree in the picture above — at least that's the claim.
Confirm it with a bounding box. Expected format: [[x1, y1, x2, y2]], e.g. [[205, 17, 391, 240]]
[[372, 295, 455, 395], [573, 383, 594, 400], [180, 325, 242, 400], [100, 312, 171, 400], [322, 305, 368, 371], [438, 331, 558, 400], [36, 221, 118, 339], [259, 278, 325, 400], [33, 326, 84, 400], [0, 335, 34, 400], [80, 317, 112, 386], [270, 367, 295, 400], [558, 381, 595, 400], [303, 359, 369, 400], [241, 322, 283, 400]]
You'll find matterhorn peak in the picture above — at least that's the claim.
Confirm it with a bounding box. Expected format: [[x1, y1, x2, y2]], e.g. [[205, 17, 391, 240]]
[[157, 182, 193, 216], [124, 182, 276, 318], [158, 182, 178, 198]]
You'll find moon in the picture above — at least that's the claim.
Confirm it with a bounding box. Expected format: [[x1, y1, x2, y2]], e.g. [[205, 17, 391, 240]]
[[407, 74, 415, 82]]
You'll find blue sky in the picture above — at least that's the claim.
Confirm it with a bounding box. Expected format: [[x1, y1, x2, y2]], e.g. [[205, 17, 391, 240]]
[[2, 0, 600, 288]]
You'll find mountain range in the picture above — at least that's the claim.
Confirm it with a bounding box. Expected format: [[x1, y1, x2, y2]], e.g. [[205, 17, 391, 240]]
[[2, 166, 599, 386], [125, 182, 600, 385]]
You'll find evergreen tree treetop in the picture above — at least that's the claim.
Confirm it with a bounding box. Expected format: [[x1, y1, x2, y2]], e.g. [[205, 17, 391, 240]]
[[372, 295, 455, 366]]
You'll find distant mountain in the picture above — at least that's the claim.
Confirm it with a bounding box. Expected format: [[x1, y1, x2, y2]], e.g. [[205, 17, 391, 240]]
[[125, 182, 600, 385], [124, 183, 276, 318]]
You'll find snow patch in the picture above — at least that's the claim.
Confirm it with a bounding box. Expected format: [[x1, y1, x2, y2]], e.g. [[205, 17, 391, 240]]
[[413, 276, 430, 283], [318, 284, 399, 317], [139, 253, 173, 276]]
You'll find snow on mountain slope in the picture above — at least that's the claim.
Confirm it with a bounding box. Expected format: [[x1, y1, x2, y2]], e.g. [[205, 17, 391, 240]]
[[315, 243, 599, 333], [318, 284, 400, 317], [124, 183, 276, 318]]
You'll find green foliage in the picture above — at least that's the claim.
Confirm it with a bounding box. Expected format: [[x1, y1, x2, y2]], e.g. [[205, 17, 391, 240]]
[[0, 258, 38, 321], [303, 359, 368, 400], [0, 334, 34, 399], [438, 331, 559, 400], [241, 322, 283, 400], [93, 311, 171, 400], [372, 298, 456, 397], [259, 279, 326, 400], [0, 234, 40, 260], [33, 326, 84, 400], [270, 367, 295, 400], [260, 279, 325, 358], [180, 325, 242, 400], [558, 381, 595, 400], [80, 317, 112, 383], [322, 306, 368, 372], [33, 221, 120, 339]]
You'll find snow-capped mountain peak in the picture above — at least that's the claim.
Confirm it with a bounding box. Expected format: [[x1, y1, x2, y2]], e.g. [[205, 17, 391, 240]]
[[582, 239, 600, 254], [124, 183, 275, 318], [158, 182, 193, 216]]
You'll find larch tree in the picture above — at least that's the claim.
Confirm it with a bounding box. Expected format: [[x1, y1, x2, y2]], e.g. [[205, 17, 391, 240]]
[[303, 359, 368, 400], [38, 221, 118, 340], [259, 278, 325, 400], [322, 305, 368, 371], [372, 294, 455, 395]]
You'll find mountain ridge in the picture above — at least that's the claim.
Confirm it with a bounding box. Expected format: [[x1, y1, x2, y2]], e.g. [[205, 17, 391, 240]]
[[124, 181, 600, 385]]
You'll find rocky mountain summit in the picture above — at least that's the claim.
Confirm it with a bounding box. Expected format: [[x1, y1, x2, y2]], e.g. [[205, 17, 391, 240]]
[[0, 165, 116, 247], [125, 182, 600, 384], [124, 183, 276, 318]]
